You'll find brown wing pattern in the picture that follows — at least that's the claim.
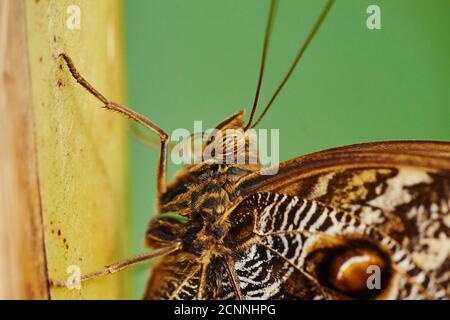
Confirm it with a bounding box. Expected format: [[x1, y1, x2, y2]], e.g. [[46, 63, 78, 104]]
[[228, 192, 448, 299], [200, 257, 237, 299], [231, 141, 450, 299], [231, 236, 326, 299], [238, 141, 450, 197], [146, 141, 450, 299], [144, 250, 240, 299], [144, 253, 202, 299]]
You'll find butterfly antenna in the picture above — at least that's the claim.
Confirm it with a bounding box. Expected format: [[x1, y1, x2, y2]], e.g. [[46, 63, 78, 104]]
[[251, 0, 335, 128], [244, 0, 279, 131]]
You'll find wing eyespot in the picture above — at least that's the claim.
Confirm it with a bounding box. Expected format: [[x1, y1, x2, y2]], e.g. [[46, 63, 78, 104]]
[[306, 240, 392, 299]]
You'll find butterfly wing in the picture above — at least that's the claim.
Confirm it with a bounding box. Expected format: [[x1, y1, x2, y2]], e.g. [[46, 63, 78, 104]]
[[236, 141, 450, 246], [145, 141, 450, 300], [226, 192, 448, 299], [227, 141, 450, 299], [144, 252, 239, 299], [237, 140, 450, 197]]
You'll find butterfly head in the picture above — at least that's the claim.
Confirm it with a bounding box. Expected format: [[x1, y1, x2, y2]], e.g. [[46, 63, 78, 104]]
[[144, 111, 261, 257], [143, 111, 262, 263]]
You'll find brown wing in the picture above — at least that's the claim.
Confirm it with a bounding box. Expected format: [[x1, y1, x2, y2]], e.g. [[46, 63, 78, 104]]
[[237, 140, 450, 196], [236, 141, 450, 245], [226, 193, 447, 299], [228, 141, 450, 299], [145, 141, 450, 300], [144, 252, 201, 299], [144, 252, 239, 300]]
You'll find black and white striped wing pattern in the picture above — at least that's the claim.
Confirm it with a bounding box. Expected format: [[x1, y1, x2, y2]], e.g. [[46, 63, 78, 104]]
[[145, 252, 238, 299], [232, 236, 324, 299], [228, 192, 448, 299]]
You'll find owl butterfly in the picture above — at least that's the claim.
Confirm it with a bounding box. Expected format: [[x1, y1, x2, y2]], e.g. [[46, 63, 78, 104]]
[[56, 0, 450, 299]]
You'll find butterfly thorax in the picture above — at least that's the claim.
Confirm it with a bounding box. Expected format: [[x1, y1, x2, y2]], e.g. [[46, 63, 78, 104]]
[[145, 111, 263, 262], [146, 162, 255, 255]]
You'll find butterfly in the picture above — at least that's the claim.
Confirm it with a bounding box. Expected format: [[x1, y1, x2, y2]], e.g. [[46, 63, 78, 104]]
[[55, 0, 450, 299]]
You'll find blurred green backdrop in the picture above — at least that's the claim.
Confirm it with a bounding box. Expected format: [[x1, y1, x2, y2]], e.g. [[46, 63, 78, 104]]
[[123, 0, 450, 299]]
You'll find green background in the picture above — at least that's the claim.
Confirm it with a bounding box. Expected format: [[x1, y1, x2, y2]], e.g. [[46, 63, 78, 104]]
[[123, 0, 450, 299]]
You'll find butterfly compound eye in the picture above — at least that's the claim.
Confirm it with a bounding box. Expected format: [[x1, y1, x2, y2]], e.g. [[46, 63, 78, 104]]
[[307, 241, 392, 299]]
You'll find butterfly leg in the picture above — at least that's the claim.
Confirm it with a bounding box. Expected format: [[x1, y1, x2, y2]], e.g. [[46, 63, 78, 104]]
[[130, 123, 177, 152], [59, 53, 168, 207], [50, 242, 181, 288]]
